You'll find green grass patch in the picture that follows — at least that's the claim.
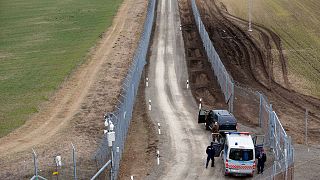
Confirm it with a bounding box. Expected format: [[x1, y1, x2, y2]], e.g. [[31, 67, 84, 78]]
[[0, 0, 123, 137], [219, 0, 320, 97]]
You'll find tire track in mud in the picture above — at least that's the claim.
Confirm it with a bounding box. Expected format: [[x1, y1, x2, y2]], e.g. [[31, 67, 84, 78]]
[[214, 0, 320, 114], [195, 0, 320, 143], [215, 2, 320, 118]]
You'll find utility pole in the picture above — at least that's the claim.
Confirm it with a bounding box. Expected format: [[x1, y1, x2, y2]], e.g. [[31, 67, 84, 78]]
[[248, 0, 253, 32]]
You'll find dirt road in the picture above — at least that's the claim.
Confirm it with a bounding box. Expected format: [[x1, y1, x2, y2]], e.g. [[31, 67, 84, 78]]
[[0, 0, 147, 178], [144, 0, 258, 178]]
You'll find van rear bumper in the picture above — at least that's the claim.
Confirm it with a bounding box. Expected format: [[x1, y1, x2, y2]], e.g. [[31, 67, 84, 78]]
[[226, 168, 254, 176]]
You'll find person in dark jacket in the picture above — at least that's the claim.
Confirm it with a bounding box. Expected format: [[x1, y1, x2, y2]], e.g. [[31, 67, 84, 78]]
[[257, 149, 267, 174], [212, 122, 219, 142], [206, 142, 216, 168]]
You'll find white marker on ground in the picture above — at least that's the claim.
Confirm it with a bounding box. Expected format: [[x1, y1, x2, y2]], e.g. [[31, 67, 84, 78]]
[[156, 150, 160, 165], [186, 80, 189, 89], [146, 77, 149, 87], [158, 123, 161, 134]]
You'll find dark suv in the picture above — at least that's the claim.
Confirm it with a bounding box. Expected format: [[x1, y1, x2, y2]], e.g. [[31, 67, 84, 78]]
[[198, 109, 237, 132]]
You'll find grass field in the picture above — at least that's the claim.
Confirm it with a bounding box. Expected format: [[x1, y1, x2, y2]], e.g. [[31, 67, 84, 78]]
[[218, 0, 320, 97], [0, 0, 123, 137]]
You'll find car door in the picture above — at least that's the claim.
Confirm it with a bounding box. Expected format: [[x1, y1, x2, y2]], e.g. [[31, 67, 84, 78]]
[[198, 109, 206, 123], [252, 135, 265, 157]]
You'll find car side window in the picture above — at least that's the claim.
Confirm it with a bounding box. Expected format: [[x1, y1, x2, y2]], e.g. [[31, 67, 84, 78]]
[[214, 114, 218, 121]]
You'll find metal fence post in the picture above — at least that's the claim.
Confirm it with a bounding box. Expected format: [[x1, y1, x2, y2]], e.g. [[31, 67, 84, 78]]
[[284, 148, 288, 180], [225, 73, 228, 101], [269, 104, 274, 149], [248, 0, 253, 32], [305, 109, 308, 146], [272, 161, 276, 180], [71, 143, 77, 180], [111, 146, 114, 180], [32, 148, 38, 180], [231, 84, 234, 113], [258, 92, 262, 127]]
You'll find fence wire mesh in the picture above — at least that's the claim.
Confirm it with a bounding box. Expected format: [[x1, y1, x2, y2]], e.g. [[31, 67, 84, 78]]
[[190, 0, 234, 113], [190, 0, 294, 178], [94, 0, 156, 179]]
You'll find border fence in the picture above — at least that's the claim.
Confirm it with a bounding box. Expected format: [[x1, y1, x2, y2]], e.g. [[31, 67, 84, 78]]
[[94, 0, 157, 179], [190, 0, 234, 113], [190, 0, 294, 179]]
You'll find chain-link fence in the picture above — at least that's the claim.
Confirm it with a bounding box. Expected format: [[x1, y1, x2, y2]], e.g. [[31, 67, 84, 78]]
[[94, 0, 157, 179], [259, 92, 272, 147], [190, 0, 234, 113], [258, 93, 295, 179], [190, 0, 294, 178]]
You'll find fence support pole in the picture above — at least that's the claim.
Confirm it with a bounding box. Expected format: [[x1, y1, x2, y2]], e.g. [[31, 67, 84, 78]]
[[272, 161, 276, 180], [305, 109, 308, 146], [111, 147, 114, 180], [231, 85, 234, 113], [284, 148, 288, 180], [72, 143, 77, 180], [259, 93, 262, 127], [198, 16, 200, 30], [32, 148, 38, 180], [248, 0, 253, 32], [90, 160, 112, 180], [269, 104, 274, 149]]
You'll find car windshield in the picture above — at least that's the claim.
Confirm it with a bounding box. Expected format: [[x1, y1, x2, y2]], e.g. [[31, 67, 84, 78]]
[[229, 148, 253, 161], [219, 124, 237, 131]]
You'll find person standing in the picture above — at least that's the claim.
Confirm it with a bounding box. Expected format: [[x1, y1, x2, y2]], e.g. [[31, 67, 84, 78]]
[[206, 142, 216, 168], [212, 122, 219, 142], [257, 149, 267, 174]]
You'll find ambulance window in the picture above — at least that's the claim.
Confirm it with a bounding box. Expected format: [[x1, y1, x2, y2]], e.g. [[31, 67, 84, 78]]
[[229, 148, 253, 161]]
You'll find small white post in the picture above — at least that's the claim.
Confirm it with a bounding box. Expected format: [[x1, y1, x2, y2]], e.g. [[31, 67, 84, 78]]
[[158, 123, 161, 135], [146, 78, 149, 87], [199, 98, 202, 110], [179, 24, 182, 31], [149, 99, 152, 111], [186, 80, 189, 89], [156, 150, 160, 165], [131, 175, 134, 180]]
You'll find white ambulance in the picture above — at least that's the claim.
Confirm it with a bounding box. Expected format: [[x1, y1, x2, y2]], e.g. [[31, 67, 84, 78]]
[[222, 132, 255, 176]]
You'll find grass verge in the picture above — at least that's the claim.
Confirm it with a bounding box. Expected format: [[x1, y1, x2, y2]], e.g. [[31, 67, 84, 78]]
[[0, 0, 123, 137]]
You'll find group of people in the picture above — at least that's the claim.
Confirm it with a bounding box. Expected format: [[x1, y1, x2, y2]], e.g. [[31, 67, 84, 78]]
[[205, 142, 267, 174], [205, 121, 267, 174], [205, 122, 219, 168]]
